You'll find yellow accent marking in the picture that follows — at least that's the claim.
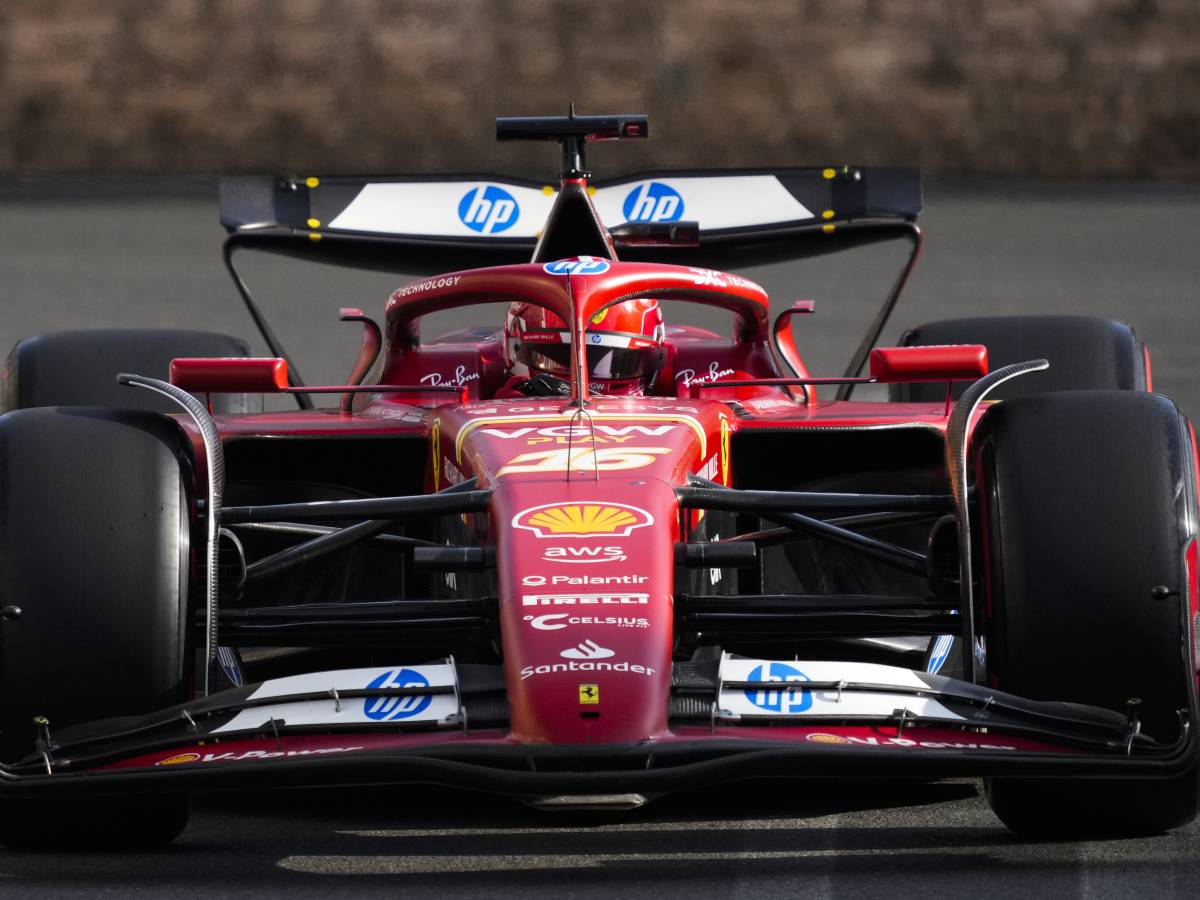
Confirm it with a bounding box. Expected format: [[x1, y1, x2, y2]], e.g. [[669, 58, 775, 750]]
[[822, 168, 836, 180], [305, 177, 320, 188], [821, 210, 834, 220], [454, 413, 706, 462], [720, 417, 731, 484], [308, 232, 322, 242], [579, 684, 600, 705], [591, 307, 608, 325], [542, 185, 555, 196], [431, 421, 441, 491], [587, 186, 597, 196], [306, 217, 321, 228], [822, 224, 836, 234]]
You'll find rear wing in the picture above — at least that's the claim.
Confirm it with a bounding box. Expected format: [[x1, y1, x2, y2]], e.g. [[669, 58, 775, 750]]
[[219, 167, 921, 272]]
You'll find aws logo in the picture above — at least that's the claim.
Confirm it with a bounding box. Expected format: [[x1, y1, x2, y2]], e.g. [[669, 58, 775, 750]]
[[542, 545, 626, 564], [513, 502, 653, 538]]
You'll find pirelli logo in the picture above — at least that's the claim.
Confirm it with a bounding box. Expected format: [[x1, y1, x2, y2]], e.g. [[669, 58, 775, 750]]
[[521, 593, 650, 607]]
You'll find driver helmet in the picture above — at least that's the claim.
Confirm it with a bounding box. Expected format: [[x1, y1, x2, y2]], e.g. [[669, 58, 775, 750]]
[[504, 297, 666, 396]]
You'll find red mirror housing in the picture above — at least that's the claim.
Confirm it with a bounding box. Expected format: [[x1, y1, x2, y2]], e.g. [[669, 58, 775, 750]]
[[868, 345, 988, 383], [170, 357, 289, 393]]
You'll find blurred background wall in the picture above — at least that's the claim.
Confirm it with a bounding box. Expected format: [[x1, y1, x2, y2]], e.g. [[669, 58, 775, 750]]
[[1, 0, 1198, 177]]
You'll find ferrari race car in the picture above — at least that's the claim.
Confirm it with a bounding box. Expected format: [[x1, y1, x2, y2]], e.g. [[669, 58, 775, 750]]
[[0, 112, 1195, 849]]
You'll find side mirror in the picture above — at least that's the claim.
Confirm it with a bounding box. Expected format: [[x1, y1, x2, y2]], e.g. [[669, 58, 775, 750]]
[[170, 357, 289, 393], [868, 345, 988, 383]]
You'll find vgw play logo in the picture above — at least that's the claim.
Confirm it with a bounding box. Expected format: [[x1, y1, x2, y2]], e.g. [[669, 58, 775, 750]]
[[458, 185, 519, 234], [622, 182, 684, 222]]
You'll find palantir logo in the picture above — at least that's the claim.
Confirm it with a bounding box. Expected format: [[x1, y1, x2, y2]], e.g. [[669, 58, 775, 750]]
[[363, 668, 433, 721], [542, 257, 611, 276], [744, 662, 812, 714], [622, 182, 684, 222], [458, 185, 519, 234]]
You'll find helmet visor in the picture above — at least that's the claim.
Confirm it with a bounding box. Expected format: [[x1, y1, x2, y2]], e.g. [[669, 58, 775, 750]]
[[517, 338, 659, 382]]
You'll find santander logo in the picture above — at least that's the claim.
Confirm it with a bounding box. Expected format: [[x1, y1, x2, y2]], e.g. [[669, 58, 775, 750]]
[[560, 640, 615, 660]]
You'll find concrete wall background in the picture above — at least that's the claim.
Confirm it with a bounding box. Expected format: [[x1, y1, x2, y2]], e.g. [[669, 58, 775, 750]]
[[2, 0, 1198, 177]]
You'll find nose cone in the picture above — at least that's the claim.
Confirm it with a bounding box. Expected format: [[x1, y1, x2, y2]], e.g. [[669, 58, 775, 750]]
[[494, 480, 678, 744]]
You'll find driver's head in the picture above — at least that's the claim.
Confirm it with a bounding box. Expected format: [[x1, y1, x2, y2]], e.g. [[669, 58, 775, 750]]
[[504, 298, 666, 396]]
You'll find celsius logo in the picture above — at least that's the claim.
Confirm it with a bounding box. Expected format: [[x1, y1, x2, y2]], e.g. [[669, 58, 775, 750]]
[[458, 185, 519, 234], [744, 662, 812, 714], [623, 182, 684, 222], [524, 613, 650, 631], [363, 668, 432, 721], [542, 257, 611, 276], [560, 639, 615, 660]]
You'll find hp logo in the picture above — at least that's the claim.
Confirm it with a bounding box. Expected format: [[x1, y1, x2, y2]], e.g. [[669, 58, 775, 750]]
[[543, 257, 611, 276], [363, 668, 433, 721], [458, 185, 519, 234], [744, 662, 812, 714], [622, 182, 684, 222]]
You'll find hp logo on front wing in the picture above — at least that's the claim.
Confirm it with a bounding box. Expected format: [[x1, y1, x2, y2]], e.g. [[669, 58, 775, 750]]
[[363, 668, 433, 720]]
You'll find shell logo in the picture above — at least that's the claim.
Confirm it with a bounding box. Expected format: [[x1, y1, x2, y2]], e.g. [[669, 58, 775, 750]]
[[805, 733, 850, 746], [156, 752, 202, 765], [512, 502, 653, 538]]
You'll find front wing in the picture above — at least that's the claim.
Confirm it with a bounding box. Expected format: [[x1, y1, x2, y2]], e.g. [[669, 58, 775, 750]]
[[0, 657, 1190, 800]]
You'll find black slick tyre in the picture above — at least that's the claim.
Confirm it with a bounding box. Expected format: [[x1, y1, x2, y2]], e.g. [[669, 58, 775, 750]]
[[2, 328, 261, 414], [974, 390, 1199, 837], [0, 407, 195, 848], [892, 315, 1149, 402]]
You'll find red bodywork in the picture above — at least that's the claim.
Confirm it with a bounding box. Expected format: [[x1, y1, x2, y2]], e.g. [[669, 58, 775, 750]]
[[171, 259, 983, 751]]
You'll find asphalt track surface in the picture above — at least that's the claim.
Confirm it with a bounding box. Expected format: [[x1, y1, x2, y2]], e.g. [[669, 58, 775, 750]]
[[0, 178, 1198, 897]]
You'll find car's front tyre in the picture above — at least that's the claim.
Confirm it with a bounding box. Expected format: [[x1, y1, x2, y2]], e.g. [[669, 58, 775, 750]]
[[974, 390, 1199, 836], [0, 407, 196, 848]]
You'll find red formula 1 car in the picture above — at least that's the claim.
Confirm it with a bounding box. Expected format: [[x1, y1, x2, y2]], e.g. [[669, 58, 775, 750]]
[[0, 112, 1195, 848]]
